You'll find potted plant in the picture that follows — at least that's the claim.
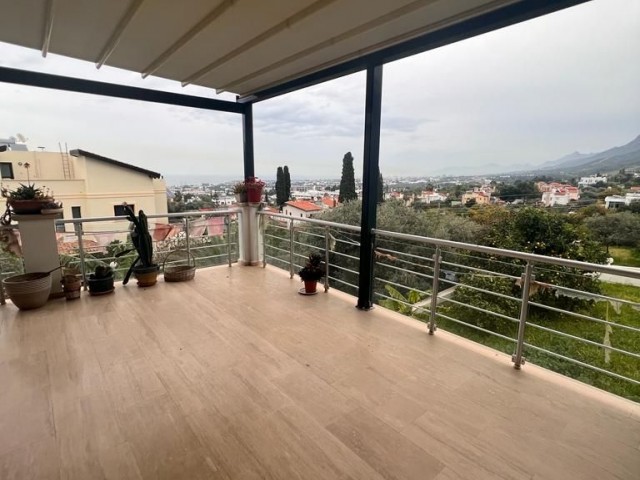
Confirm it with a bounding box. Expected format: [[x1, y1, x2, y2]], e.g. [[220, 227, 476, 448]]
[[2, 272, 52, 309], [298, 252, 325, 294], [1, 183, 54, 214], [41, 200, 64, 215], [245, 177, 265, 204], [61, 266, 82, 300], [117, 205, 159, 287], [87, 264, 115, 295], [233, 182, 248, 204]]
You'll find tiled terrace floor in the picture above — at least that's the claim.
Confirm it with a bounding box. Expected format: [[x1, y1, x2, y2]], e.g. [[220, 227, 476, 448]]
[[1, 265, 639, 479]]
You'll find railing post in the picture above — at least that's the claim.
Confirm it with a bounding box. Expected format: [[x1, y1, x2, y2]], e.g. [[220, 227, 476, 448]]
[[289, 218, 294, 279], [261, 214, 267, 268], [513, 261, 534, 369], [75, 221, 88, 290], [324, 226, 330, 292], [428, 246, 441, 335], [226, 214, 232, 267], [184, 216, 191, 257]]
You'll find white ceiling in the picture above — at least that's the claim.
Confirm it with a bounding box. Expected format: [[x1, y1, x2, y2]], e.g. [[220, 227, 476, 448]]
[[0, 0, 548, 97]]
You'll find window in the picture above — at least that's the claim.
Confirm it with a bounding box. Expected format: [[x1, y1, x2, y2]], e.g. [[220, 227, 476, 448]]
[[114, 204, 134, 216], [55, 212, 65, 233], [71, 206, 82, 218], [0, 163, 14, 179]]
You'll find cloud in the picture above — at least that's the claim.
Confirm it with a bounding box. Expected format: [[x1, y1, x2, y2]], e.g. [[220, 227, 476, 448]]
[[0, 0, 638, 180]]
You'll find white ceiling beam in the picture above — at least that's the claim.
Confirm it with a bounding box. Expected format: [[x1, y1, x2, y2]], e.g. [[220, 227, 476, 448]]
[[181, 0, 338, 87], [141, 0, 237, 79], [220, 0, 439, 93], [95, 0, 145, 69], [41, 0, 55, 57]]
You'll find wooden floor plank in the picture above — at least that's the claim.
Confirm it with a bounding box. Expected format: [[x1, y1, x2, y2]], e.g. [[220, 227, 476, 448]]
[[0, 265, 638, 479]]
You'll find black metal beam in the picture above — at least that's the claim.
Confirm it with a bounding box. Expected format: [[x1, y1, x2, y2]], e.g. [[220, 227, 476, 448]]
[[356, 65, 383, 310], [239, 0, 590, 103], [0, 66, 245, 114], [242, 102, 255, 179]]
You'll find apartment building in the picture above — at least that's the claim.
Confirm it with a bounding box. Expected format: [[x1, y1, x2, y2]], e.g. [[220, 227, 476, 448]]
[[0, 147, 167, 234]]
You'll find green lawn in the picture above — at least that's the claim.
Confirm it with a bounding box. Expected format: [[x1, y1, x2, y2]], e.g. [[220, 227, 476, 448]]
[[609, 246, 640, 268], [433, 282, 640, 402]]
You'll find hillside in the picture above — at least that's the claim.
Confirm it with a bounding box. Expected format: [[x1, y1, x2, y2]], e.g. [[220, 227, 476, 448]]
[[534, 134, 640, 176]]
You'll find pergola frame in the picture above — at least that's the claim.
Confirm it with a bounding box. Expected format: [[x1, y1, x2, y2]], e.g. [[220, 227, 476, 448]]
[[0, 0, 590, 309]]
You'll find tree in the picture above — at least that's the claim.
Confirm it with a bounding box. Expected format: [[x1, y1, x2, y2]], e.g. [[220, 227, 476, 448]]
[[585, 212, 640, 251], [283, 165, 291, 202], [338, 152, 357, 203], [275, 166, 286, 207], [496, 180, 536, 202], [378, 173, 384, 203]]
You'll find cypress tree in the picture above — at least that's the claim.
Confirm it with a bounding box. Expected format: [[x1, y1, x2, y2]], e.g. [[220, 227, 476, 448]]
[[378, 172, 385, 203], [283, 165, 291, 201], [276, 166, 285, 207], [338, 152, 357, 203]]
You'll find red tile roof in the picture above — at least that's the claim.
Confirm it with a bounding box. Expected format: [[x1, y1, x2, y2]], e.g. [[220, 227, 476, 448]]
[[285, 200, 322, 212]]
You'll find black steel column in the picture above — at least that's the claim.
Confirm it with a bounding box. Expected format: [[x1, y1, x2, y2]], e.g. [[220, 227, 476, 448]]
[[357, 64, 383, 310], [242, 102, 255, 179]]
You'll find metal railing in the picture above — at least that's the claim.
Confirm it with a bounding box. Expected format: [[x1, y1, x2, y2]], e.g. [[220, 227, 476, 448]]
[[56, 210, 238, 287], [259, 212, 640, 399]]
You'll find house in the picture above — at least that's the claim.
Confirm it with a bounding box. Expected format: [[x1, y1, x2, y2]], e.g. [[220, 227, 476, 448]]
[[541, 189, 571, 207], [417, 190, 447, 204], [605, 192, 640, 209], [0, 147, 168, 234], [461, 189, 491, 205], [578, 175, 607, 186], [321, 196, 339, 209], [282, 200, 323, 221]]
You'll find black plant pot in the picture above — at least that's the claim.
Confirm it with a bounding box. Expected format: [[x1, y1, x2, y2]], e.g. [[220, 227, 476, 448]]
[[87, 274, 114, 295]]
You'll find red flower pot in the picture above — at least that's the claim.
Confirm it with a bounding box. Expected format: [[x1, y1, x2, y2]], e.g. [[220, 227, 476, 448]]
[[304, 280, 318, 294]]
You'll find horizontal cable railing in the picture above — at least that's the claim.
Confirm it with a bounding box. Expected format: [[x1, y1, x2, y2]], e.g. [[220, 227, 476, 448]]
[[259, 211, 640, 400], [56, 210, 239, 287]]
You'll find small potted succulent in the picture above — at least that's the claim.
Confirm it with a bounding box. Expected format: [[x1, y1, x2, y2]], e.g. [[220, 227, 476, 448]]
[[298, 252, 325, 294], [87, 263, 115, 295], [233, 182, 248, 204]]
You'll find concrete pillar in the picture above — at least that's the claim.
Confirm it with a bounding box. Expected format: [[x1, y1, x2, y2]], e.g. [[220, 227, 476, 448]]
[[15, 213, 63, 297], [237, 205, 260, 266]]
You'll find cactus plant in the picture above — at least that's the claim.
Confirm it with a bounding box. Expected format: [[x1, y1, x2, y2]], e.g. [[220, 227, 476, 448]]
[[116, 204, 159, 286]]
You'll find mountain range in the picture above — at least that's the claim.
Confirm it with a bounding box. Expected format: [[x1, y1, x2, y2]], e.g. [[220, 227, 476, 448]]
[[523, 133, 640, 176]]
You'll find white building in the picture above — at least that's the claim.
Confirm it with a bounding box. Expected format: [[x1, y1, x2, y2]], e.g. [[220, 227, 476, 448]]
[[282, 200, 322, 222], [417, 190, 447, 204], [605, 193, 640, 209], [541, 189, 571, 207], [578, 175, 607, 187]]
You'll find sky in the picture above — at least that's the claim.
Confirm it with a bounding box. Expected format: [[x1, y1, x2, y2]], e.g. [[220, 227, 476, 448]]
[[0, 0, 639, 182]]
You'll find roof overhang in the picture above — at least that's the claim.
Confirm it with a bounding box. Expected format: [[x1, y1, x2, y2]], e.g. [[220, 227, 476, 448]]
[[0, 0, 590, 103], [70, 149, 162, 179]]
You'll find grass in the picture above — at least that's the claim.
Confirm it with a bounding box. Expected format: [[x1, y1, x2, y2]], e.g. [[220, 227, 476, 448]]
[[433, 282, 640, 402], [609, 246, 640, 268]]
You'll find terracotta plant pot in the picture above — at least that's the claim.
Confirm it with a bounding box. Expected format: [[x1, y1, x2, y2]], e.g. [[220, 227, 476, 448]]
[[304, 280, 318, 294], [2, 272, 52, 310], [133, 265, 159, 287], [61, 274, 82, 300], [9, 198, 52, 214]]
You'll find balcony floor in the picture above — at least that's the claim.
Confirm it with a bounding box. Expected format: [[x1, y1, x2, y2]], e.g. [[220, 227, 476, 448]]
[[1, 265, 639, 479]]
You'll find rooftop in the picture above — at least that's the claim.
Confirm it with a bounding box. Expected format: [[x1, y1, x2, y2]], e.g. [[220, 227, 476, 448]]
[[1, 265, 638, 479], [285, 200, 323, 212]]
